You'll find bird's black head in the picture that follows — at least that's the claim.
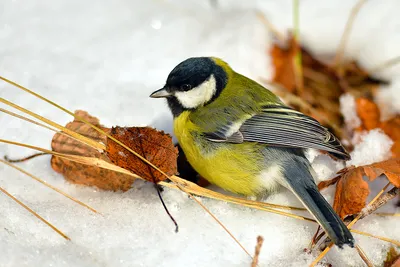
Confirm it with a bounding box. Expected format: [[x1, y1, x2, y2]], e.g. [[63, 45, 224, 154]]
[[150, 57, 228, 117]]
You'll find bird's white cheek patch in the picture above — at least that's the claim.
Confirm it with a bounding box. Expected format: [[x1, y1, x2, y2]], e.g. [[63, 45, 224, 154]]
[[174, 75, 217, 109]]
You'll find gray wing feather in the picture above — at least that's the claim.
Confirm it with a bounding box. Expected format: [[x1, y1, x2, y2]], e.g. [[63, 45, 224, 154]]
[[205, 105, 350, 160]]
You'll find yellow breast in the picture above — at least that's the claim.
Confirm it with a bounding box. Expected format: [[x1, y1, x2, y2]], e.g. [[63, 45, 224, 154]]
[[174, 111, 267, 196]]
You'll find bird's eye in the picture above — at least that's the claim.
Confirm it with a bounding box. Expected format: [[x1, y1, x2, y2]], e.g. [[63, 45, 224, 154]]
[[181, 84, 191, 91]]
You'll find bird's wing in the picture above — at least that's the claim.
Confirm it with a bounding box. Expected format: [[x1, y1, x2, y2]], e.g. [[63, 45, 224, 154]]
[[204, 104, 350, 160]]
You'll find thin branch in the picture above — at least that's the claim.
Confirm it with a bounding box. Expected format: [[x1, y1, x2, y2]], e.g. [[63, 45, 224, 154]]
[[255, 11, 286, 44], [334, 0, 368, 67], [251, 236, 264, 267], [4, 152, 48, 163], [348, 182, 391, 228], [370, 55, 400, 73], [360, 186, 399, 219]]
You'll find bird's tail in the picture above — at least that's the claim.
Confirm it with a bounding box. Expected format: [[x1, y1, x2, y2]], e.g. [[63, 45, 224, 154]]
[[284, 161, 355, 248]]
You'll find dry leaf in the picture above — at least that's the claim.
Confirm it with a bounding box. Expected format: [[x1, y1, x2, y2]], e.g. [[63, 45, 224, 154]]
[[355, 97, 380, 131], [333, 167, 370, 219], [270, 37, 297, 92], [270, 36, 385, 140], [51, 110, 178, 190], [319, 159, 400, 219], [381, 116, 400, 158], [106, 126, 178, 183], [51, 110, 136, 191], [384, 247, 400, 267]]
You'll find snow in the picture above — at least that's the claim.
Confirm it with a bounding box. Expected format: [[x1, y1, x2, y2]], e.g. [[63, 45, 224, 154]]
[[340, 93, 361, 131], [347, 129, 394, 167], [1, 0, 399, 266]]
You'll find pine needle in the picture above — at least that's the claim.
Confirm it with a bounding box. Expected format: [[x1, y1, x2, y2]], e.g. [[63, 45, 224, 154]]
[[0, 186, 70, 240]]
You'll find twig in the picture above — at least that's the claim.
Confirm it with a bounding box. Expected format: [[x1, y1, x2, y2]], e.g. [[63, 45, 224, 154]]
[[251, 236, 264, 267], [4, 152, 48, 163], [370, 55, 400, 74], [333, 0, 368, 68], [348, 182, 391, 228], [255, 11, 286, 45], [360, 187, 400, 219]]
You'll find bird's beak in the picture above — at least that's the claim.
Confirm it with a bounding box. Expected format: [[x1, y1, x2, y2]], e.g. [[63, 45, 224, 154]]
[[150, 87, 172, 98]]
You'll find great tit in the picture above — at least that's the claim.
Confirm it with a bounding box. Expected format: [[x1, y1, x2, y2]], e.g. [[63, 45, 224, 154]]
[[150, 57, 354, 248]]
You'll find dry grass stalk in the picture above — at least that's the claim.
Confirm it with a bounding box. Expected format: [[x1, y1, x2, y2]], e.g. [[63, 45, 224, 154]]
[[251, 236, 264, 267], [0, 186, 70, 240]]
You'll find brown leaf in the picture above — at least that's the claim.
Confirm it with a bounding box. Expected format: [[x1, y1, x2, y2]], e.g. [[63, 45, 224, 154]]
[[363, 159, 400, 188], [105, 126, 178, 183], [320, 159, 400, 219], [333, 167, 370, 219], [51, 110, 137, 191], [270, 35, 386, 141], [317, 176, 340, 191], [384, 247, 400, 267], [355, 97, 380, 131], [381, 116, 400, 158], [270, 37, 297, 92]]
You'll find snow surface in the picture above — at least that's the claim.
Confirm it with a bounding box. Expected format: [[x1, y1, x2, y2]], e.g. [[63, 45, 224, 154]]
[[1, 0, 399, 266]]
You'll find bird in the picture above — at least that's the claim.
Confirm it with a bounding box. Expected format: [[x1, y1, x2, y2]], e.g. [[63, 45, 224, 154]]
[[150, 57, 354, 248]]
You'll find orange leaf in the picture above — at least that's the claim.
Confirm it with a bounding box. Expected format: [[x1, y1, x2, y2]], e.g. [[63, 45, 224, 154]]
[[381, 116, 400, 158], [363, 159, 400, 188], [333, 167, 370, 219], [324, 159, 400, 219], [317, 176, 340, 191], [105, 126, 178, 183], [355, 97, 380, 131], [270, 37, 297, 92]]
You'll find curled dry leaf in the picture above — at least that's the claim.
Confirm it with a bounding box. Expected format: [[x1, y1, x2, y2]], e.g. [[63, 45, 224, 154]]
[[51, 110, 136, 191], [333, 167, 369, 219], [106, 126, 178, 183], [319, 159, 400, 219], [51, 110, 178, 190]]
